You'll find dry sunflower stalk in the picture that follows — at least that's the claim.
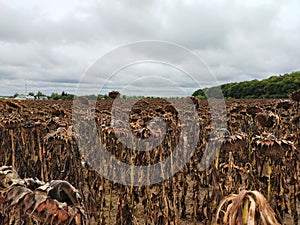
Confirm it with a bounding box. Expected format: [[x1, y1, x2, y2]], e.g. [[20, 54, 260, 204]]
[[1, 98, 299, 224]]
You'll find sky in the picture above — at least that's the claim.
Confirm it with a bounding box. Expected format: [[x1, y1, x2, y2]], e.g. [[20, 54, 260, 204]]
[[0, 0, 299, 96]]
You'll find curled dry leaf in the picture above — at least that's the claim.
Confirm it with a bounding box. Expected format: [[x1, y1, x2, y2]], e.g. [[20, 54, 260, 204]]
[[0, 166, 86, 225], [214, 190, 280, 225]]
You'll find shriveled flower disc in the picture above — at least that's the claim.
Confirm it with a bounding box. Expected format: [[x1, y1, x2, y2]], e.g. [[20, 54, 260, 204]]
[[292, 115, 300, 125], [108, 91, 120, 99], [276, 100, 292, 110], [255, 112, 278, 129], [246, 106, 262, 116], [0, 112, 23, 129], [253, 134, 294, 158], [290, 89, 300, 102], [213, 132, 248, 163]]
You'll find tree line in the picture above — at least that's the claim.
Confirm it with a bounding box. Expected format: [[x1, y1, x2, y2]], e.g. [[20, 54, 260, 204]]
[[11, 91, 78, 100], [10, 91, 169, 100], [192, 71, 300, 99]]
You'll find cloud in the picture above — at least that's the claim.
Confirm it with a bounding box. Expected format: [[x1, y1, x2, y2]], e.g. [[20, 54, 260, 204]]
[[0, 0, 299, 96]]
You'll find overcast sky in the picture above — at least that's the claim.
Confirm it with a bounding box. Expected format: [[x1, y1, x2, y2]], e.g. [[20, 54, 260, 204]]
[[0, 0, 299, 96]]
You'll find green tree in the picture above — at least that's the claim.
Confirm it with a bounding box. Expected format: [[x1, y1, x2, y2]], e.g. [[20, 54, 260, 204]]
[[36, 91, 46, 99], [62, 94, 75, 100], [97, 94, 109, 100], [192, 89, 205, 97], [49, 93, 60, 100], [13, 93, 19, 98], [192, 71, 300, 99]]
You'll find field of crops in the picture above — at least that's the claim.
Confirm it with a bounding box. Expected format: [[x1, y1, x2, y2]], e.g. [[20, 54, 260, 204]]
[[0, 94, 299, 224]]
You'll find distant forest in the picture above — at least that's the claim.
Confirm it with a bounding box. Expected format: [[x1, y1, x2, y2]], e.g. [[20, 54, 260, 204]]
[[192, 71, 300, 99]]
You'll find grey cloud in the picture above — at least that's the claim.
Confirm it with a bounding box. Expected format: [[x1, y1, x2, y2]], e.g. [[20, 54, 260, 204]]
[[0, 0, 299, 96]]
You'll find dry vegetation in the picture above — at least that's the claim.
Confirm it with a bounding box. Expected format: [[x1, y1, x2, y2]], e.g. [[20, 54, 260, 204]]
[[0, 166, 85, 224], [0, 90, 299, 224]]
